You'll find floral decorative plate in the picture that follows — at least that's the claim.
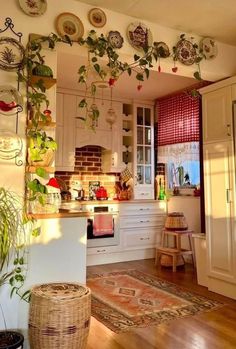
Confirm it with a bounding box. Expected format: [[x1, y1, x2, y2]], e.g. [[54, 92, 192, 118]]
[[18, 0, 47, 17], [0, 37, 25, 71], [200, 37, 218, 60], [0, 85, 23, 115], [0, 130, 23, 160], [56, 13, 84, 42], [153, 41, 170, 58], [107, 31, 124, 49], [88, 8, 106, 28], [175, 39, 197, 66], [127, 22, 153, 51]]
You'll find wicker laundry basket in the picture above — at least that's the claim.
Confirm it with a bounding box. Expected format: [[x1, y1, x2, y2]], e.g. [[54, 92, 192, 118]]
[[165, 212, 188, 231], [28, 282, 91, 349]]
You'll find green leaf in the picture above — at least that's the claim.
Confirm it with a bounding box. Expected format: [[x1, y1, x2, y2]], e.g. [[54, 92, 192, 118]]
[[134, 54, 140, 61], [32, 227, 41, 237], [79, 99, 87, 108], [94, 63, 100, 73], [35, 167, 47, 178], [193, 71, 202, 80], [136, 73, 144, 81], [91, 57, 97, 62], [144, 68, 150, 79]]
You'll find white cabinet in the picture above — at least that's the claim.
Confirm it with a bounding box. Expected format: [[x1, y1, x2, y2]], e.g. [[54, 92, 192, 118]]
[[55, 92, 76, 171], [200, 78, 236, 299], [76, 98, 123, 172], [202, 86, 232, 143], [203, 141, 236, 283], [119, 201, 166, 251], [133, 104, 155, 199]]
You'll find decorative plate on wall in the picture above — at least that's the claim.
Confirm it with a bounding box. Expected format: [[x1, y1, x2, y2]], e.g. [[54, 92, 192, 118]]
[[0, 85, 23, 115], [200, 37, 218, 60], [55, 13, 84, 41], [107, 31, 124, 49], [0, 37, 25, 71], [88, 8, 106, 28], [18, 0, 47, 17], [175, 39, 197, 66], [127, 22, 153, 51]]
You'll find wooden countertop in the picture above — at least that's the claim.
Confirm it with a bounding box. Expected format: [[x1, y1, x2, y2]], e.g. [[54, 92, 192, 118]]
[[30, 210, 90, 219]]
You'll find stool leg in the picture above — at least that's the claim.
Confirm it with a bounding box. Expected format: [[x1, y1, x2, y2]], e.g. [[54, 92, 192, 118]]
[[172, 254, 177, 272], [188, 235, 196, 268]]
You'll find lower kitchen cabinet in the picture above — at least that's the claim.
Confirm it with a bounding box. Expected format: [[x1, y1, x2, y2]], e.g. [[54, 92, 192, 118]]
[[86, 201, 166, 265]]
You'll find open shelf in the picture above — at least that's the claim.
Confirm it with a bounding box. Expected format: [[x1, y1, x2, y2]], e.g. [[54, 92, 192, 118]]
[[29, 76, 57, 89], [26, 166, 55, 173], [27, 121, 56, 129]]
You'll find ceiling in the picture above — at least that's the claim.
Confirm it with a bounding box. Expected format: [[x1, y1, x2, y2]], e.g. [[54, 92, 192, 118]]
[[78, 0, 236, 46], [57, 51, 196, 101]]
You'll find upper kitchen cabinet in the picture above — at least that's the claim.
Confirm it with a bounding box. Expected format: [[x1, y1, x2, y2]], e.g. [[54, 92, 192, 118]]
[[133, 103, 155, 200], [202, 86, 232, 143], [76, 98, 123, 173], [55, 91, 76, 171]]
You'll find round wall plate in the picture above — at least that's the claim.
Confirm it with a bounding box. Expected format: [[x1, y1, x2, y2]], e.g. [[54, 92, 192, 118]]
[[19, 0, 47, 16], [88, 8, 107, 28], [200, 37, 218, 60], [55, 12, 84, 41], [127, 22, 153, 51]]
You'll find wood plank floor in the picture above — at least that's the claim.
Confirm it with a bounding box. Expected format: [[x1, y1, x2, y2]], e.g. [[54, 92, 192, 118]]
[[86, 259, 236, 349]]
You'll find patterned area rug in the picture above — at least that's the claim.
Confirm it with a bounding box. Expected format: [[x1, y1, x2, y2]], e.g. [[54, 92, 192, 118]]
[[86, 269, 223, 333]]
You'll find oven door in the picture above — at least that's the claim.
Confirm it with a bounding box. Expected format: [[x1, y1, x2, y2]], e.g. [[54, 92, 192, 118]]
[[87, 213, 119, 248]]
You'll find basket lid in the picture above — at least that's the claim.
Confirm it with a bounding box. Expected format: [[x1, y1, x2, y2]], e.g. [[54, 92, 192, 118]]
[[31, 282, 90, 300], [167, 212, 184, 217]]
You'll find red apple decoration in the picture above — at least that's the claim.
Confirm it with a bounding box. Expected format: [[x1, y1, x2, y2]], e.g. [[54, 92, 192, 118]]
[[172, 67, 178, 73], [137, 84, 142, 91], [109, 78, 116, 86]]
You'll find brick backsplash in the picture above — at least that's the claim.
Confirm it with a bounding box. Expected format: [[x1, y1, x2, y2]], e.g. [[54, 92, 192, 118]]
[[55, 146, 120, 199]]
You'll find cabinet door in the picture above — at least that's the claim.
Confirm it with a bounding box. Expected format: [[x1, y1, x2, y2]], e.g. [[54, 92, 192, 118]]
[[133, 104, 154, 199], [202, 86, 232, 143], [55, 93, 76, 171], [203, 141, 236, 283]]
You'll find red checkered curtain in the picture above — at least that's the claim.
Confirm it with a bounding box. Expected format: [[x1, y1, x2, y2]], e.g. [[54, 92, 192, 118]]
[[156, 93, 200, 146]]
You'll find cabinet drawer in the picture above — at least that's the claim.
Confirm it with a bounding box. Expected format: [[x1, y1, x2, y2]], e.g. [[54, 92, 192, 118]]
[[120, 214, 165, 228], [133, 187, 154, 200], [119, 202, 166, 216], [123, 228, 161, 249], [87, 245, 120, 255]]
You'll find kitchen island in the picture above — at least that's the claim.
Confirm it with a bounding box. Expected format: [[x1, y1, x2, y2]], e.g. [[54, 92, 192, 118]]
[[17, 213, 88, 330]]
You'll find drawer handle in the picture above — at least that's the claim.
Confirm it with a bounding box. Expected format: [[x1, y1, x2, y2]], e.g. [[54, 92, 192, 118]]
[[140, 220, 150, 223], [140, 237, 150, 240], [97, 249, 106, 253], [139, 208, 150, 211]]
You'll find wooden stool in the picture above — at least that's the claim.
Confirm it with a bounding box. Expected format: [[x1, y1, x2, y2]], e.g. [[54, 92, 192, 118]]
[[155, 229, 195, 272]]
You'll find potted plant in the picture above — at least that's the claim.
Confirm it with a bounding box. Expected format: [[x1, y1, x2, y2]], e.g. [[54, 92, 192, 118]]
[[27, 129, 57, 167], [0, 187, 38, 348]]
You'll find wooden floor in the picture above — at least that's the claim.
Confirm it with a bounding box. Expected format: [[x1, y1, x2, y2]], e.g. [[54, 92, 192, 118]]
[[86, 259, 236, 349]]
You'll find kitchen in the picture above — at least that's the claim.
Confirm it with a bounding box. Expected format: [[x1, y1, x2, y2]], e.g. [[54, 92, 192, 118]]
[[1, 0, 236, 340]]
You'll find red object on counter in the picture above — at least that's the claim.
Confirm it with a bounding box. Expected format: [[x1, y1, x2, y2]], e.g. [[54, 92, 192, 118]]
[[95, 186, 108, 200]]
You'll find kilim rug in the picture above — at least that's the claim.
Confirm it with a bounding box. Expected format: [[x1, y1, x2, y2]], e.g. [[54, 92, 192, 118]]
[[86, 269, 223, 333]]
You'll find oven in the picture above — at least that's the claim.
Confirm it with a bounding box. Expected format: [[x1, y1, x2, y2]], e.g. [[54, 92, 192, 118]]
[[86, 205, 119, 248]]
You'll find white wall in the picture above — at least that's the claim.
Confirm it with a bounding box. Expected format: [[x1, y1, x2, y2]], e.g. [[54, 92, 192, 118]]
[[1, 0, 236, 330]]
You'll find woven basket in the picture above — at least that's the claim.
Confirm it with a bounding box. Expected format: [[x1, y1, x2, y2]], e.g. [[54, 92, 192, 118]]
[[28, 282, 91, 349], [165, 212, 188, 231]]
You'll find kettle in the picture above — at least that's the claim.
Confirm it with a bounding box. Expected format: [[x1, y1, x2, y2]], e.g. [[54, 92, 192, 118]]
[[95, 186, 108, 200]]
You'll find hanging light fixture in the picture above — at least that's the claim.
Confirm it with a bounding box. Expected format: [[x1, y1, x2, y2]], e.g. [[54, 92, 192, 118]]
[[106, 86, 117, 129]]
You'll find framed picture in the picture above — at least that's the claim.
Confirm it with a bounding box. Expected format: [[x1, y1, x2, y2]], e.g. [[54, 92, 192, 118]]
[[55, 12, 84, 41], [88, 8, 106, 28], [89, 181, 100, 199]]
